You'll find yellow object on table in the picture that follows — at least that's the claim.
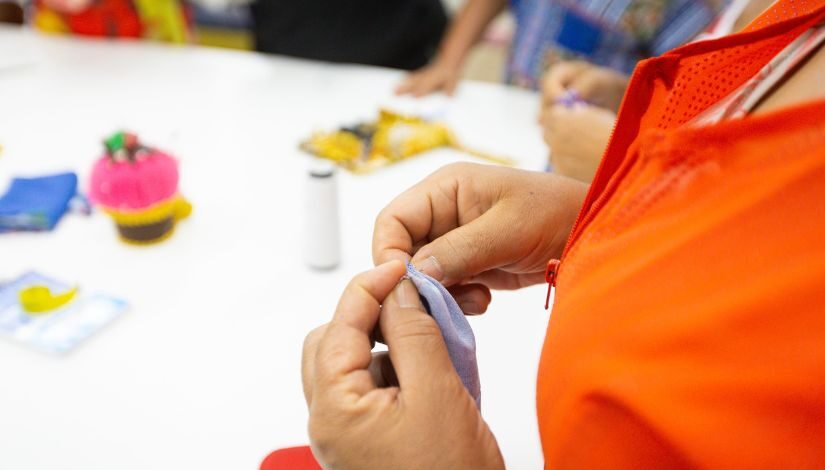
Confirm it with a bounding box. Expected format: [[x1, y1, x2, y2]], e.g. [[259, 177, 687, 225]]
[[19, 285, 78, 314], [301, 109, 515, 173]]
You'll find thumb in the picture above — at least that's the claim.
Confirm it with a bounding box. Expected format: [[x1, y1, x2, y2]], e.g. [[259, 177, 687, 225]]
[[410, 204, 522, 285], [379, 279, 458, 391]]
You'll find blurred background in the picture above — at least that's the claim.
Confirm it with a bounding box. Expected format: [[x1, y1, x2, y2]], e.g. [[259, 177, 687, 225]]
[[0, 0, 514, 82]]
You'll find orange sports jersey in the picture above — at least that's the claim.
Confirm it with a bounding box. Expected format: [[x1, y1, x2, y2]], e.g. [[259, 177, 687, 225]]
[[538, 1, 825, 468]]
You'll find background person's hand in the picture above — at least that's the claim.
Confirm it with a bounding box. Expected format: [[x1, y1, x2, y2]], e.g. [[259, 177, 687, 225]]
[[540, 104, 616, 183], [372, 163, 588, 313], [541, 60, 630, 113], [395, 59, 462, 97], [302, 261, 504, 469]]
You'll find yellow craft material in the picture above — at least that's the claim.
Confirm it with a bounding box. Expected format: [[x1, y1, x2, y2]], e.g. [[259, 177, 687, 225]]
[[32, 9, 70, 34], [304, 131, 364, 162], [301, 109, 515, 173], [103, 195, 191, 226], [134, 0, 188, 43], [19, 285, 78, 314]]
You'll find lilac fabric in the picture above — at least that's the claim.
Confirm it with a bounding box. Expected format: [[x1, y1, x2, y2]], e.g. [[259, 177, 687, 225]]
[[406, 264, 481, 408]]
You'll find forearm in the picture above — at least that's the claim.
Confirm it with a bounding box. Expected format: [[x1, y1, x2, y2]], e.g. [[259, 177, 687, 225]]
[[437, 0, 508, 68]]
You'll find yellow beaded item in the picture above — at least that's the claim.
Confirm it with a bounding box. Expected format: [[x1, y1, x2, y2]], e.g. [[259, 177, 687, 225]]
[[301, 109, 515, 173]]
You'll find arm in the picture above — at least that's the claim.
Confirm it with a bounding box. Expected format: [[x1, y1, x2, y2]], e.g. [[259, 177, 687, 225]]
[[396, 0, 508, 97]]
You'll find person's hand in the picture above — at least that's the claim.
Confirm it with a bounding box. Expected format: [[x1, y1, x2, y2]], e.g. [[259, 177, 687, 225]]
[[540, 104, 616, 183], [541, 60, 629, 113], [373, 163, 588, 313], [302, 261, 504, 469], [395, 59, 462, 97]]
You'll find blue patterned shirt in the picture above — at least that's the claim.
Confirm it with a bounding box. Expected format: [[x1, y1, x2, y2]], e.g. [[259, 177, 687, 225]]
[[507, 0, 726, 88]]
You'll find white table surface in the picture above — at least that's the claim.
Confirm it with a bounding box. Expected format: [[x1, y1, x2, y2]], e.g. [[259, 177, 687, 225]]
[[0, 26, 553, 469]]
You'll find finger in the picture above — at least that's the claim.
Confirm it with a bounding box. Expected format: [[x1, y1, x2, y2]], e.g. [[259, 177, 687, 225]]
[[373, 184, 434, 267], [538, 104, 550, 126], [374, 163, 501, 275], [379, 280, 458, 393], [409, 203, 527, 286], [395, 72, 423, 95], [544, 105, 569, 140], [332, 260, 407, 330], [314, 261, 407, 391], [469, 270, 546, 290], [542, 61, 583, 105], [372, 168, 463, 267], [302, 324, 328, 405], [412, 72, 443, 97], [444, 72, 460, 96], [448, 283, 491, 315], [541, 105, 559, 130], [367, 351, 399, 388], [542, 68, 570, 106]]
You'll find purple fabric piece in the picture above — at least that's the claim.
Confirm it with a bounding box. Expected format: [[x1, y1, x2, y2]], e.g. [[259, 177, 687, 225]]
[[406, 264, 481, 408]]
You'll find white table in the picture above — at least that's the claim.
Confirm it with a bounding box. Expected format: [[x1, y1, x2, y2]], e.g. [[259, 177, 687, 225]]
[[0, 26, 552, 469]]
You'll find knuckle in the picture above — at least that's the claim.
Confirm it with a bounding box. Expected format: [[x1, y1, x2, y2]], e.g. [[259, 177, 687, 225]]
[[373, 206, 390, 229], [443, 232, 473, 271], [345, 270, 370, 293], [391, 313, 442, 343], [303, 325, 327, 355], [440, 161, 473, 175]]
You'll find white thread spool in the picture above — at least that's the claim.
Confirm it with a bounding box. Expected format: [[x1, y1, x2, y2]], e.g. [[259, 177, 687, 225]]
[[304, 159, 341, 270]]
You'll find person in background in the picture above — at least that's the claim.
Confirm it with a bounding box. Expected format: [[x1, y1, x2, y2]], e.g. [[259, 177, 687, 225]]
[[541, 0, 776, 182], [251, 0, 448, 71], [31, 0, 192, 42], [397, 0, 724, 96]]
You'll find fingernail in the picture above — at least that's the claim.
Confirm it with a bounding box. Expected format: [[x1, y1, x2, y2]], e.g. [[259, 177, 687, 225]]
[[459, 302, 483, 315], [414, 256, 445, 282], [394, 279, 421, 309]]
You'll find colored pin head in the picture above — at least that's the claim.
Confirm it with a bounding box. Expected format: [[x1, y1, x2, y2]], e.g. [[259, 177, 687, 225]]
[[104, 131, 145, 162]]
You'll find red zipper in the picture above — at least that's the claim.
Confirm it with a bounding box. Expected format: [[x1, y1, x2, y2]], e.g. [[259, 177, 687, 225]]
[[544, 259, 560, 309], [543, 65, 647, 310]]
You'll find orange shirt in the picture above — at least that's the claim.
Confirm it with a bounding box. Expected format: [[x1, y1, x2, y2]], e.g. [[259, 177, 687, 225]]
[[537, 1, 825, 467]]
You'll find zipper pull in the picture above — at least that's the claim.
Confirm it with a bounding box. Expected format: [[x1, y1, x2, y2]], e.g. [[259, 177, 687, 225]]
[[544, 259, 561, 310]]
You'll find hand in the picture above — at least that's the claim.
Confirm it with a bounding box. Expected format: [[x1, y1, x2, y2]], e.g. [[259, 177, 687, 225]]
[[302, 261, 504, 469], [540, 104, 616, 183], [372, 163, 588, 313], [395, 60, 462, 97], [541, 60, 629, 113]]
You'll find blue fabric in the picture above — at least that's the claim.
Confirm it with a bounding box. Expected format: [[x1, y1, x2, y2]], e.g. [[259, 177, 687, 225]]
[[406, 264, 481, 408], [0, 173, 77, 232], [556, 9, 602, 56]]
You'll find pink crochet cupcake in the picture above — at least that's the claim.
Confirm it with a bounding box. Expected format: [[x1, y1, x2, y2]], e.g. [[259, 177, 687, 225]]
[[88, 131, 191, 244]]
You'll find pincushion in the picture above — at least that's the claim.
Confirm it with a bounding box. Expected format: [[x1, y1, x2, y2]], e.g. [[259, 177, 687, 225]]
[[88, 131, 191, 244]]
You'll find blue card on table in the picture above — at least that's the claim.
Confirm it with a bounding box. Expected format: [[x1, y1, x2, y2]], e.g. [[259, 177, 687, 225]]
[[0, 272, 127, 355]]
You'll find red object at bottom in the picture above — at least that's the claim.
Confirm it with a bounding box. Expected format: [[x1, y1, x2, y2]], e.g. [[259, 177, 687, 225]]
[[260, 446, 321, 470]]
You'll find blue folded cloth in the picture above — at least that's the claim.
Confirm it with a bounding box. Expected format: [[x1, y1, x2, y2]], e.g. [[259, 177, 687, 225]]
[[0, 173, 78, 232], [407, 264, 481, 408]]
